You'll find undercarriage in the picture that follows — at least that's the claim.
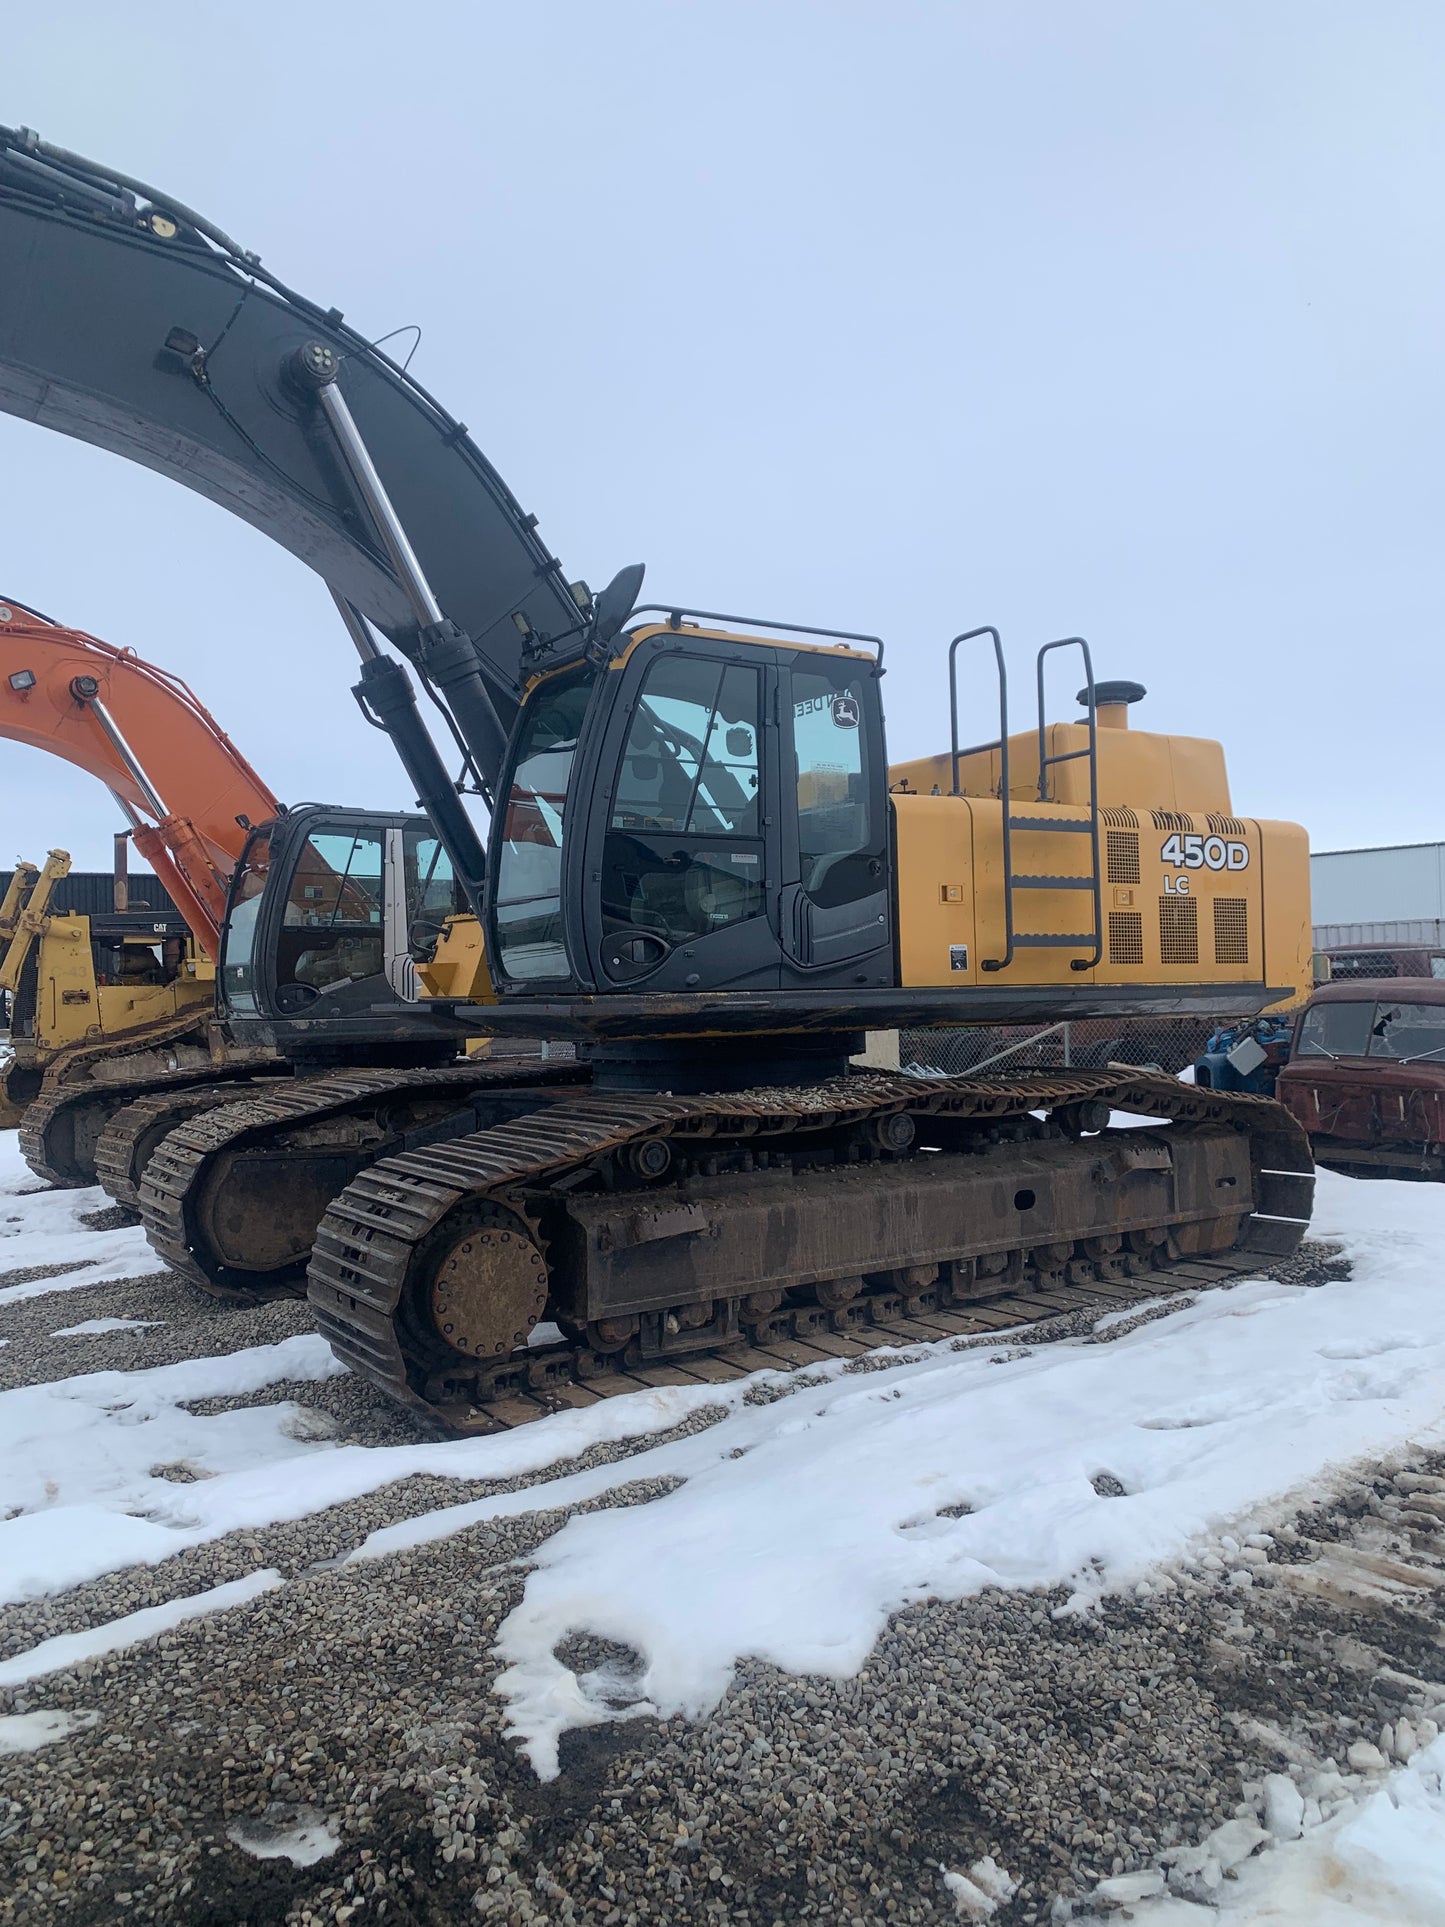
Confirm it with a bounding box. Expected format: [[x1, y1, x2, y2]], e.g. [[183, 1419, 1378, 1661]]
[[16, 1009, 280, 1187], [275, 1064, 1311, 1434]]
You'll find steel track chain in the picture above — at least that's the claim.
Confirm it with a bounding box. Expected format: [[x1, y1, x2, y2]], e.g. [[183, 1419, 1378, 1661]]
[[307, 1069, 1314, 1430], [93, 1076, 286, 1209], [17, 1004, 271, 1186], [400, 1242, 1282, 1437], [137, 1060, 588, 1298]]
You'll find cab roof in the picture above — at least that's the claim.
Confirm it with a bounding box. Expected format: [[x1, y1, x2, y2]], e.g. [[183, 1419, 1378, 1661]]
[[1309, 976, 1445, 1006]]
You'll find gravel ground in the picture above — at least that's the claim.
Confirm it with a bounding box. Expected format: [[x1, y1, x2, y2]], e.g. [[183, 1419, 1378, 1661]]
[[5, 1233, 1441, 1926], [0, 1271, 313, 1394]]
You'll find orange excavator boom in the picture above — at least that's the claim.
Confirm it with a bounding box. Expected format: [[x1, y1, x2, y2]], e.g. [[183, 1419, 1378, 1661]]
[[0, 596, 279, 957]]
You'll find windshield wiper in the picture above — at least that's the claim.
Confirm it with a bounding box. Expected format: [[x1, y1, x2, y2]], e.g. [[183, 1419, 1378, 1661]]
[[1401, 1044, 1445, 1065]]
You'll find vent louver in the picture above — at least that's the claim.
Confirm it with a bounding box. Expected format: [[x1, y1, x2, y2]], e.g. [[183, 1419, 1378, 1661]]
[[1214, 897, 1249, 964], [1109, 911, 1144, 964], [1159, 895, 1199, 964], [1106, 830, 1141, 884]]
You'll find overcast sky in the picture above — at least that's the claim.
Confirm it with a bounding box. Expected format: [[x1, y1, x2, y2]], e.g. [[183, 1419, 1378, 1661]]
[[3, 1, 1441, 873]]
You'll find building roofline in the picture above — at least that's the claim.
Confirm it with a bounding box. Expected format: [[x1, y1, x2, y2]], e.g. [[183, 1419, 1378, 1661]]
[[1313, 842, 1445, 858]]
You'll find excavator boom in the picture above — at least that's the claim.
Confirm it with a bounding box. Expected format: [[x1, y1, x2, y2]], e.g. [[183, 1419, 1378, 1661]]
[[0, 598, 279, 955], [0, 127, 581, 739]]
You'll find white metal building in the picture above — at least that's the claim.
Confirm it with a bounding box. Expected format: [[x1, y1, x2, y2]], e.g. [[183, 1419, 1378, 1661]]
[[1311, 843, 1445, 952]]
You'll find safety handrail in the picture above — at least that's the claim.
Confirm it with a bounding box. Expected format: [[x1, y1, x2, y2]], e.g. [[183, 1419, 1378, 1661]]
[[630, 604, 885, 675], [947, 625, 1014, 973], [1034, 637, 1102, 971]]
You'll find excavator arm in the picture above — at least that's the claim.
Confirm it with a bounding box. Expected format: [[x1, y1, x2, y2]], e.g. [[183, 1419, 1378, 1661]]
[[0, 124, 615, 906], [0, 598, 279, 954], [0, 127, 586, 738]]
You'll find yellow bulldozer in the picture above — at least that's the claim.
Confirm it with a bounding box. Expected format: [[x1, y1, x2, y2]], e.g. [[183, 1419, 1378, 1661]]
[[0, 849, 214, 1132]]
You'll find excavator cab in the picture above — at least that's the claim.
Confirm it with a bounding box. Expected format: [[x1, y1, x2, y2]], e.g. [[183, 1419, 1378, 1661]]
[[219, 803, 465, 1062], [487, 621, 893, 997]]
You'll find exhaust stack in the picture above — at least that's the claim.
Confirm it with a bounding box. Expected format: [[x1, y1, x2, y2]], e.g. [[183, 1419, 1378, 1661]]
[[1079, 678, 1147, 731]]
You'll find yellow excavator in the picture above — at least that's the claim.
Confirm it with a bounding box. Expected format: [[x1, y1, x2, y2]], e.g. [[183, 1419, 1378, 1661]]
[[0, 128, 1315, 1433]]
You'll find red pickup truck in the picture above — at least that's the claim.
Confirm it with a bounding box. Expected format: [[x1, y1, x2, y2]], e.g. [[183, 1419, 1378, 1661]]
[[1277, 978, 1445, 1180]]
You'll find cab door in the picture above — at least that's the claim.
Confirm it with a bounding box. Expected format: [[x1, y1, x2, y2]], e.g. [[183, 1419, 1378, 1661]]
[[221, 811, 398, 1024], [778, 655, 893, 988], [578, 634, 784, 992]]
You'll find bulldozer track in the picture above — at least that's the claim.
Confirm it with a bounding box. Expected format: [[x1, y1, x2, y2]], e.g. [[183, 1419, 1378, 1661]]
[[138, 1060, 588, 1299], [308, 1069, 1314, 1435], [17, 1003, 271, 1187]]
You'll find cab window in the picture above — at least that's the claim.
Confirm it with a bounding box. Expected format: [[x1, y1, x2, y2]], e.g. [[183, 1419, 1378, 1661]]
[[611, 658, 760, 838], [1296, 1002, 1371, 1058], [219, 827, 272, 1015], [1366, 1001, 1445, 1063], [603, 656, 765, 947], [791, 666, 873, 905], [404, 828, 465, 922], [494, 670, 592, 981], [277, 829, 385, 994]]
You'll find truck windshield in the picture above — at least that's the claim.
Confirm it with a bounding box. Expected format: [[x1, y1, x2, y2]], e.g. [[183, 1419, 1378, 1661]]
[[1297, 999, 1445, 1062], [1366, 1001, 1445, 1062], [493, 668, 594, 981]]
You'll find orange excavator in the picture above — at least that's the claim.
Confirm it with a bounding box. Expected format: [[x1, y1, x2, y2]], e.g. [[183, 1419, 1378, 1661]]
[[0, 595, 284, 1175], [0, 597, 474, 1187]]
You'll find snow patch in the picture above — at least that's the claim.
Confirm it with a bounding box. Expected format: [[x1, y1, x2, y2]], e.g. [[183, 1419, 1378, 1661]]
[[0, 1708, 101, 1755], [50, 1317, 163, 1338], [941, 1856, 1017, 1917], [0, 1570, 283, 1685], [0, 1133, 157, 1303], [1121, 1733, 1445, 1926], [227, 1804, 340, 1866], [0, 1334, 347, 1604]]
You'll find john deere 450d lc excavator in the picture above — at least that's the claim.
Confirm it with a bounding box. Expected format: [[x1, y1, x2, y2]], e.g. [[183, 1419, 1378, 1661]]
[[0, 127, 1315, 1432]]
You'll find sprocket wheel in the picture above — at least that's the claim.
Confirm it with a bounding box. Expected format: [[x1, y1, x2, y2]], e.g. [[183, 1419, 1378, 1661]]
[[428, 1203, 548, 1360]]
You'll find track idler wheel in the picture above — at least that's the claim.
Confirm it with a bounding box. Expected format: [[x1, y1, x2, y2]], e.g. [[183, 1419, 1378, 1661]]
[[620, 1137, 673, 1181], [866, 1112, 916, 1153], [429, 1207, 548, 1360], [585, 1315, 639, 1354]]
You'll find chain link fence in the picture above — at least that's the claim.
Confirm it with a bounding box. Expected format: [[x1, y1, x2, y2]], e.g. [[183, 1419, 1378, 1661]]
[[899, 1015, 1216, 1078]]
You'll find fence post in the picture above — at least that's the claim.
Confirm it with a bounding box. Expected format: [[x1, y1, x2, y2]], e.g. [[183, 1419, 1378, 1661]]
[[1063, 1022, 1071, 1068]]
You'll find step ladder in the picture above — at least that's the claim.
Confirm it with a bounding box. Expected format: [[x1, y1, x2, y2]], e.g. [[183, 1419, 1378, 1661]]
[[947, 630, 1103, 973]]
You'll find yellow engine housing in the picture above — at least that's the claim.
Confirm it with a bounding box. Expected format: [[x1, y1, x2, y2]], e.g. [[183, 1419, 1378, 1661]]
[[890, 712, 1311, 1005]]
